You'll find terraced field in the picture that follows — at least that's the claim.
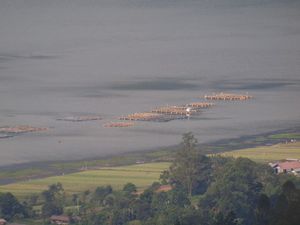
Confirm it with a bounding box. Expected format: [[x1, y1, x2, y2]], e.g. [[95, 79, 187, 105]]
[[220, 142, 300, 162], [0, 162, 170, 197]]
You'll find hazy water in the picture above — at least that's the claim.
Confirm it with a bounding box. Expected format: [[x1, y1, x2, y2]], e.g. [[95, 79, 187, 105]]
[[0, 0, 300, 166]]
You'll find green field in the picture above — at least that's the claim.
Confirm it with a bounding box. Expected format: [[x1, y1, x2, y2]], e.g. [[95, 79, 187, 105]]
[[0, 162, 170, 197], [268, 133, 300, 139], [220, 142, 300, 162]]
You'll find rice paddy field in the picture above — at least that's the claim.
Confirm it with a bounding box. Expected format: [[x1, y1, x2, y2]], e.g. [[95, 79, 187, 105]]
[[220, 142, 300, 163], [0, 162, 170, 198]]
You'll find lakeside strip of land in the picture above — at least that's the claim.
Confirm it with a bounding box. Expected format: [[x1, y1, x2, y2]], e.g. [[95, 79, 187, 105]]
[[0, 127, 299, 186], [1, 141, 300, 198], [219, 142, 300, 162]]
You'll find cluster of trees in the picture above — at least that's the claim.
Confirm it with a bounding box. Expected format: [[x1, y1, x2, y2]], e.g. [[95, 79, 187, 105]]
[[0, 133, 299, 225], [41, 183, 65, 217], [0, 192, 29, 220]]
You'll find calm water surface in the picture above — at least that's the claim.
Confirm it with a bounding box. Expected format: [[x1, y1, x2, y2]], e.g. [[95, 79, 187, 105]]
[[0, 0, 299, 166]]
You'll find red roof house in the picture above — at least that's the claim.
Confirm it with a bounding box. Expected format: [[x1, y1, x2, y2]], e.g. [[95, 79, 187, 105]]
[[275, 161, 300, 174], [155, 185, 173, 193], [0, 219, 7, 225], [50, 215, 81, 225], [50, 215, 71, 225]]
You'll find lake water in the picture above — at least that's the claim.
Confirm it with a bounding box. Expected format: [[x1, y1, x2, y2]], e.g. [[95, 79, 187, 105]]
[[0, 0, 300, 166]]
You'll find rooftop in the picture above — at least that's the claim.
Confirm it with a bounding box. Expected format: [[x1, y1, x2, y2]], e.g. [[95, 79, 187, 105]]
[[277, 161, 300, 170], [50, 215, 70, 223]]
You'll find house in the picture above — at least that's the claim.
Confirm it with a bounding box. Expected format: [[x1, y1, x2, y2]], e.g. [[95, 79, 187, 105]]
[[155, 185, 173, 193], [0, 219, 7, 225], [50, 215, 70, 225], [50, 215, 80, 225], [270, 160, 300, 175]]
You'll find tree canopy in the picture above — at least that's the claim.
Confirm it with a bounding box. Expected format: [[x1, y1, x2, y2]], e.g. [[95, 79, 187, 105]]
[[164, 132, 212, 197]]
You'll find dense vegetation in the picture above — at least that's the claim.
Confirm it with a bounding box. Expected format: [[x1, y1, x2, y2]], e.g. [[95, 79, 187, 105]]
[[0, 133, 299, 225]]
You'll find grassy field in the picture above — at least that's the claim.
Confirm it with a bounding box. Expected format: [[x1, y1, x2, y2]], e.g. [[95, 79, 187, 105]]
[[0, 162, 170, 197], [268, 133, 300, 139], [220, 142, 300, 162]]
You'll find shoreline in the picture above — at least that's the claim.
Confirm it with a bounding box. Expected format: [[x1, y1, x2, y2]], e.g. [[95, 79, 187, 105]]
[[0, 126, 299, 185]]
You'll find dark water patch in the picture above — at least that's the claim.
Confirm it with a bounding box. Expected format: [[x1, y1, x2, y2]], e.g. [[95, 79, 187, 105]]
[[0, 73, 33, 83], [125, 127, 184, 136], [114, 77, 300, 93], [36, 84, 126, 99], [109, 79, 199, 91], [212, 78, 300, 91], [0, 56, 12, 63], [0, 53, 58, 61], [124, 0, 296, 9], [81, 91, 126, 99], [188, 116, 232, 121], [27, 55, 58, 60], [0, 75, 15, 82]]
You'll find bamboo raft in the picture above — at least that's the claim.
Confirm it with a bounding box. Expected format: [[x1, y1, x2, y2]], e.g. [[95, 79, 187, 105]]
[[106, 93, 249, 125], [119, 112, 187, 122], [0, 126, 49, 134], [151, 106, 190, 115], [204, 93, 252, 101], [103, 122, 135, 128], [120, 112, 161, 121], [186, 102, 214, 108]]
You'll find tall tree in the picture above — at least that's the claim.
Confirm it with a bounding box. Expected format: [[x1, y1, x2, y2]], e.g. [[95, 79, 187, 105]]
[[0, 192, 26, 220], [41, 183, 65, 217], [166, 132, 212, 197]]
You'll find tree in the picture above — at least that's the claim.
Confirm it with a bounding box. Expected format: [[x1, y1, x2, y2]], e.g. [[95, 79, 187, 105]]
[[27, 194, 39, 206], [199, 158, 264, 225], [72, 194, 79, 206], [41, 202, 63, 218], [167, 188, 190, 208], [0, 192, 26, 221], [41, 183, 65, 217], [212, 211, 239, 225], [271, 181, 300, 225], [151, 192, 168, 213], [166, 132, 212, 197], [87, 212, 108, 225], [140, 189, 154, 204], [255, 194, 270, 225], [123, 183, 137, 194], [93, 185, 113, 206]]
